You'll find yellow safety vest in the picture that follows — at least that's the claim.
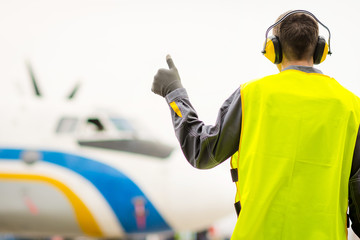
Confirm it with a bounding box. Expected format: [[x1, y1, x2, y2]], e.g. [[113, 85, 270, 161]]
[[230, 69, 360, 240]]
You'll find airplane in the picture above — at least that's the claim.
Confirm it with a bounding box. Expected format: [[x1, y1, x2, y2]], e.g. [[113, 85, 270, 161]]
[[0, 63, 235, 239]]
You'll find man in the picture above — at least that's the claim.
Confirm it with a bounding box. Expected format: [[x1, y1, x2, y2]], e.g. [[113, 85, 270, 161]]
[[152, 10, 360, 240]]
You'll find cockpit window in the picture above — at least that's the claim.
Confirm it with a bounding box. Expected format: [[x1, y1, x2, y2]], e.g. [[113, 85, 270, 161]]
[[87, 118, 105, 131], [110, 118, 134, 132], [78, 117, 173, 158], [56, 117, 78, 133]]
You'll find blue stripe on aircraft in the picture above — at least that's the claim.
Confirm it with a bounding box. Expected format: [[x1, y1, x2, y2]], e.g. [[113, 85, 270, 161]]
[[0, 148, 172, 234]]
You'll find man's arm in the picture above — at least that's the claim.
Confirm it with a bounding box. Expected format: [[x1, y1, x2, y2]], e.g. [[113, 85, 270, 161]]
[[152, 55, 242, 169], [165, 87, 242, 169], [349, 127, 360, 237]]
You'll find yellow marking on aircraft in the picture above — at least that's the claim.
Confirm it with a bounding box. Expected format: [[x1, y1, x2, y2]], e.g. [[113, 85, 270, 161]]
[[0, 173, 103, 237]]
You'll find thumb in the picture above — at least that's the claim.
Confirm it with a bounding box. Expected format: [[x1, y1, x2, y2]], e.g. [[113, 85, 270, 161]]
[[166, 54, 176, 69]]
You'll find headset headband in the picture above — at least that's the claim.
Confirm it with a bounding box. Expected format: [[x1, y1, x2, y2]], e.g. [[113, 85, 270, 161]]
[[261, 10, 332, 55]]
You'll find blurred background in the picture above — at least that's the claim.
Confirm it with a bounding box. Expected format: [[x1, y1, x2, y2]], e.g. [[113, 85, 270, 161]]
[[0, 0, 359, 144], [0, 0, 359, 239]]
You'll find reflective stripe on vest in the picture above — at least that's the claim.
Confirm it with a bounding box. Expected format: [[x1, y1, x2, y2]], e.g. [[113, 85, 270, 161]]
[[230, 70, 360, 240]]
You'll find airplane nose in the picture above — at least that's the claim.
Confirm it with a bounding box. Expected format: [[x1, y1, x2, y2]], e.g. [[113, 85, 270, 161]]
[[163, 150, 235, 232]]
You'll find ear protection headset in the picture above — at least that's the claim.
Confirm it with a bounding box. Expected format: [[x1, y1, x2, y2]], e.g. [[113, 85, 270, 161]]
[[262, 10, 332, 65]]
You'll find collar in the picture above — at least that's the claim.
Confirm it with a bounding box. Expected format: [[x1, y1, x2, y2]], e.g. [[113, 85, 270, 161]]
[[282, 65, 323, 74]]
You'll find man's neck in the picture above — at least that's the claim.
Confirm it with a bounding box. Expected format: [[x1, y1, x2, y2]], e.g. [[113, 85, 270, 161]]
[[278, 59, 313, 71]]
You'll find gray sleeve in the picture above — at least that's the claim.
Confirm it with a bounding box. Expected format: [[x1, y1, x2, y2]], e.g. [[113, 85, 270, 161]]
[[165, 87, 242, 169], [349, 127, 360, 237]]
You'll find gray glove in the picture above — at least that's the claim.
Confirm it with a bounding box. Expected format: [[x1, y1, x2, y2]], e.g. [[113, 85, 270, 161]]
[[152, 55, 183, 97]]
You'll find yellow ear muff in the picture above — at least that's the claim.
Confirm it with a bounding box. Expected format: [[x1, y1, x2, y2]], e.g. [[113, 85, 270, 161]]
[[263, 36, 282, 64], [320, 43, 329, 64], [313, 36, 329, 65]]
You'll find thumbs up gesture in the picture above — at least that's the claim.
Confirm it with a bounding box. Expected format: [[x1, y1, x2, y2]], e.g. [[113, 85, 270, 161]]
[[152, 55, 183, 97]]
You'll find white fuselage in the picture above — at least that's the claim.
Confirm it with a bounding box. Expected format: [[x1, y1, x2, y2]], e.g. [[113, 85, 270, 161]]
[[0, 99, 235, 238]]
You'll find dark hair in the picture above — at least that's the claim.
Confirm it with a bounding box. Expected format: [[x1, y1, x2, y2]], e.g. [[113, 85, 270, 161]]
[[273, 12, 319, 61]]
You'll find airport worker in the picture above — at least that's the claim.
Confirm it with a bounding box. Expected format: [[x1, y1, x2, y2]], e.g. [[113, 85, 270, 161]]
[[152, 10, 360, 240]]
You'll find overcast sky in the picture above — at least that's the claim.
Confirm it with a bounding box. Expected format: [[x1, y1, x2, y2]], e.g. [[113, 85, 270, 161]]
[[0, 0, 359, 143]]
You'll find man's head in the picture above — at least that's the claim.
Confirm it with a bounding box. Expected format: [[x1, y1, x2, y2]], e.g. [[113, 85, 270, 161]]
[[273, 11, 319, 62]]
